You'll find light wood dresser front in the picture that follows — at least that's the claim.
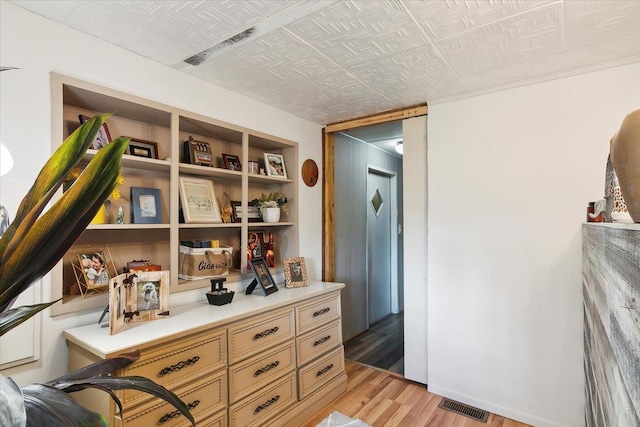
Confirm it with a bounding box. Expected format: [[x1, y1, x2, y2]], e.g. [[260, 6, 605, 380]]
[[64, 282, 347, 427]]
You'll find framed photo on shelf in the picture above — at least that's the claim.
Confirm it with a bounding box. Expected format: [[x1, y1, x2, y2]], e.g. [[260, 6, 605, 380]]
[[79, 114, 112, 150], [283, 257, 308, 288], [131, 187, 163, 224], [183, 136, 213, 167], [222, 153, 242, 171], [127, 138, 158, 159], [230, 200, 261, 223], [248, 231, 265, 259], [109, 270, 170, 335], [264, 153, 287, 179], [247, 258, 278, 296], [70, 246, 117, 298], [179, 177, 222, 223]]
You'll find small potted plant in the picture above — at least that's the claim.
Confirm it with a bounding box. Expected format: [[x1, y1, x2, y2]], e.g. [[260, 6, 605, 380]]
[[250, 192, 288, 223]]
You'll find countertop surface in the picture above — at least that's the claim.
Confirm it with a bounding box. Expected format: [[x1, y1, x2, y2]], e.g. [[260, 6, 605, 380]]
[[63, 281, 345, 358]]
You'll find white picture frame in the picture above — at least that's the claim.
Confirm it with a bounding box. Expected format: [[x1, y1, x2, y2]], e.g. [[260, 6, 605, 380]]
[[178, 176, 222, 223], [264, 153, 287, 179]]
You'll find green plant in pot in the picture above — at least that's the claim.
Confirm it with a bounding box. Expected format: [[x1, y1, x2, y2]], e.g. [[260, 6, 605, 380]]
[[250, 192, 288, 223], [0, 114, 194, 426]]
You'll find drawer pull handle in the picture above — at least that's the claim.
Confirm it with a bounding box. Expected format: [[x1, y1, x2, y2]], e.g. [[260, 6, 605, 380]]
[[158, 399, 200, 423], [253, 326, 279, 340], [316, 363, 334, 377], [313, 307, 330, 317], [313, 335, 331, 347], [254, 360, 280, 377], [158, 355, 200, 376], [254, 395, 280, 414]]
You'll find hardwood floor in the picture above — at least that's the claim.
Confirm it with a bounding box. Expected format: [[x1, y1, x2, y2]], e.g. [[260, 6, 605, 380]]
[[303, 361, 531, 427], [344, 312, 404, 375]]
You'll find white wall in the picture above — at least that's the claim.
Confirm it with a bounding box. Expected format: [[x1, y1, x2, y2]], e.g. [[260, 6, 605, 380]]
[[427, 62, 640, 427], [0, 3, 322, 385]]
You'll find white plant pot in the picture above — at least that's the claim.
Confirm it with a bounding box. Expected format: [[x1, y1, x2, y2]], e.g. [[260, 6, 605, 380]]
[[262, 207, 281, 223]]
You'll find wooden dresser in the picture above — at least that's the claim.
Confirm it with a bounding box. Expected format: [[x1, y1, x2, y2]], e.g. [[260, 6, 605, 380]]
[[63, 282, 347, 427]]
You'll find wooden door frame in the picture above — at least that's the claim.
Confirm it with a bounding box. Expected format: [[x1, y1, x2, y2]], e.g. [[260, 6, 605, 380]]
[[322, 104, 428, 281]]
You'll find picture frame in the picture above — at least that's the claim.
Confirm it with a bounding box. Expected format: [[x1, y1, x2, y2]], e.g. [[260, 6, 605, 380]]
[[127, 137, 158, 159], [71, 247, 118, 298], [230, 200, 261, 223], [248, 230, 265, 261], [222, 153, 242, 171], [109, 270, 170, 335], [179, 177, 222, 223], [264, 153, 287, 179], [247, 258, 278, 296], [131, 187, 163, 224], [283, 257, 309, 288], [79, 114, 112, 150], [183, 136, 213, 167]]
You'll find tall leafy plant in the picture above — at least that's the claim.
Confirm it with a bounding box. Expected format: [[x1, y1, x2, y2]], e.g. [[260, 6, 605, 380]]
[[0, 114, 194, 426]]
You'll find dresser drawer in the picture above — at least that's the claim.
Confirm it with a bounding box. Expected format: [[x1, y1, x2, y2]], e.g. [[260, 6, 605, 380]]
[[197, 410, 227, 427], [295, 293, 341, 336], [298, 346, 344, 400], [296, 319, 342, 366], [229, 340, 296, 404], [228, 308, 295, 364], [117, 370, 227, 427], [229, 371, 297, 427], [121, 330, 226, 408]]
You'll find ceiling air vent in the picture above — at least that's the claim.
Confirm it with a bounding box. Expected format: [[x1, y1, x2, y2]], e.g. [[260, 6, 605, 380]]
[[438, 398, 489, 423]]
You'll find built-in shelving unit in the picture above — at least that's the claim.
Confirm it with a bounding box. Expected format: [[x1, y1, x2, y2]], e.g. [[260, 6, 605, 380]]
[[51, 73, 298, 315]]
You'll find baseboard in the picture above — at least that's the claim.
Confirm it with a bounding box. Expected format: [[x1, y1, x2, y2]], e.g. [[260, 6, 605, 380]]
[[427, 384, 569, 427]]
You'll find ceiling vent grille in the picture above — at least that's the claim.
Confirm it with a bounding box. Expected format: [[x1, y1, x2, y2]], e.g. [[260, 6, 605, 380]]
[[438, 398, 489, 423]]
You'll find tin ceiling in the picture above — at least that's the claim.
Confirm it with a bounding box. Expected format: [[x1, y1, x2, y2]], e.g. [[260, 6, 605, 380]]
[[10, 0, 640, 125]]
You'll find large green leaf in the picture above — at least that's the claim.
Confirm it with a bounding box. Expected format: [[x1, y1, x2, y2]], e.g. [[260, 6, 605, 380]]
[[0, 300, 59, 337], [21, 384, 107, 427], [0, 375, 26, 427], [0, 137, 128, 312], [0, 114, 111, 261], [49, 350, 140, 383], [51, 376, 195, 426]]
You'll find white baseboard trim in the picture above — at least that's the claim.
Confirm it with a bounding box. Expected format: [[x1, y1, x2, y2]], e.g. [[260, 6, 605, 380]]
[[427, 384, 569, 427]]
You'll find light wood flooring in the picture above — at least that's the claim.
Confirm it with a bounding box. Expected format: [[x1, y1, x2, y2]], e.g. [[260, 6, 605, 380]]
[[303, 360, 531, 427], [344, 313, 404, 375]]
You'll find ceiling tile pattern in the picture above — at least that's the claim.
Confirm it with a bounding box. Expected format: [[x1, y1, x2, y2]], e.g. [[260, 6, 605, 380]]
[[9, 0, 640, 125]]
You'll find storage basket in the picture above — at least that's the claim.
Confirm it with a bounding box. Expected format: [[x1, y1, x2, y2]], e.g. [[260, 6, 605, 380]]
[[178, 245, 233, 280]]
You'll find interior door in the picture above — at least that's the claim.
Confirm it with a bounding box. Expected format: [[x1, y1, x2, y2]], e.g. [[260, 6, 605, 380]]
[[367, 169, 392, 324]]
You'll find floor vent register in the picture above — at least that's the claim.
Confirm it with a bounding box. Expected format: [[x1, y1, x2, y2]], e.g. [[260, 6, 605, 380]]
[[438, 398, 489, 423]]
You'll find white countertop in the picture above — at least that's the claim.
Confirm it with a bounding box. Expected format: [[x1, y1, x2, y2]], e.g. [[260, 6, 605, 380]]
[[63, 281, 345, 358]]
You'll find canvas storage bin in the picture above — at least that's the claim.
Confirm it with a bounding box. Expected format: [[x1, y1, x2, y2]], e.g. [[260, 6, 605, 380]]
[[178, 245, 233, 280]]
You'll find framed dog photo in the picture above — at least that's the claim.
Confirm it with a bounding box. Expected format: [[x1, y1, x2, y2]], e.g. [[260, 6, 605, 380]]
[[79, 114, 112, 150], [283, 257, 308, 288], [131, 187, 163, 224], [264, 153, 287, 179], [222, 153, 242, 171], [179, 177, 222, 223], [109, 270, 170, 335], [247, 258, 278, 296], [127, 138, 158, 159]]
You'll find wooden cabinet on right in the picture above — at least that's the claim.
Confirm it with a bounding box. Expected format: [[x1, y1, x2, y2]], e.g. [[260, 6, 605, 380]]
[[583, 223, 640, 427]]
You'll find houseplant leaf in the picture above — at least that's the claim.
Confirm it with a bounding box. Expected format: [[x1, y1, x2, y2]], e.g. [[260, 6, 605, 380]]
[[0, 375, 26, 427], [22, 384, 107, 427], [0, 301, 59, 336]]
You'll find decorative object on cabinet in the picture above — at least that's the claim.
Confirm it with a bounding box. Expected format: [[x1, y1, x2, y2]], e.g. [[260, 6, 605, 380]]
[[206, 278, 235, 306], [302, 159, 319, 187], [72, 247, 117, 298], [283, 257, 308, 288], [231, 200, 260, 223], [221, 192, 233, 223], [251, 192, 288, 223], [131, 186, 163, 224], [246, 258, 279, 296], [183, 136, 213, 166], [247, 231, 265, 268], [0, 111, 194, 425], [79, 114, 112, 149], [109, 270, 170, 335], [127, 137, 158, 159], [265, 232, 275, 268], [248, 160, 260, 174], [222, 153, 242, 171], [179, 176, 222, 223], [178, 244, 233, 280], [609, 108, 640, 222], [264, 153, 287, 178]]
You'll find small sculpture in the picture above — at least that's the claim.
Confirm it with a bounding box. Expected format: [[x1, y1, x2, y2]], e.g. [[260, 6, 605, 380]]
[[589, 156, 616, 222], [115, 206, 124, 224]]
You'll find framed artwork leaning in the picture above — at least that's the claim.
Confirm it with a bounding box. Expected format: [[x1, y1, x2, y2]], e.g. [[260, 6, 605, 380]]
[[283, 257, 308, 288], [179, 177, 221, 223], [264, 153, 287, 179], [79, 114, 112, 150], [131, 187, 163, 224], [246, 258, 278, 296]]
